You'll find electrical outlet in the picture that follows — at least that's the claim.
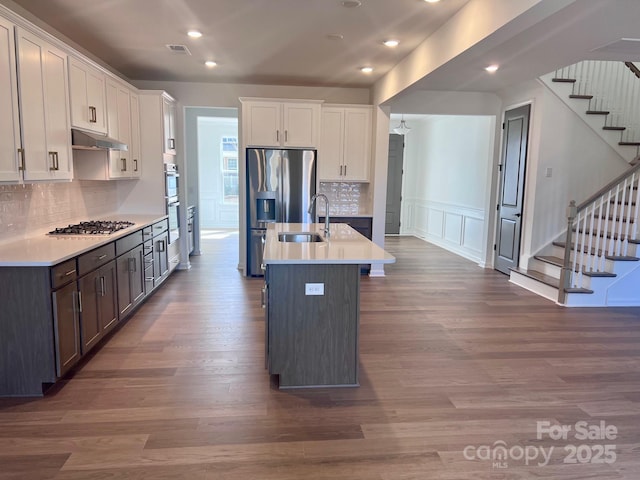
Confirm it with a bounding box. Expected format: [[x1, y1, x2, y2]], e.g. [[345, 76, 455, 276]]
[[305, 283, 324, 296], [545, 167, 553, 178]]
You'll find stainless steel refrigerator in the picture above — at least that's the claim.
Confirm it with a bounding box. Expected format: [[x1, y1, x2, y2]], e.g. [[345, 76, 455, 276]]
[[246, 148, 316, 276]]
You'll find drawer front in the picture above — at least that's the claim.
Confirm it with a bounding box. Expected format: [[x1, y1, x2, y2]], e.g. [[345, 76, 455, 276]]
[[116, 230, 143, 256], [152, 219, 169, 237], [142, 226, 153, 240], [143, 239, 153, 257], [78, 243, 116, 276], [51, 259, 78, 289]]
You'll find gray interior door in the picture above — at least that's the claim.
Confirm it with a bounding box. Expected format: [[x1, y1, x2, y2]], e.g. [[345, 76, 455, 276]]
[[385, 134, 404, 234], [495, 104, 530, 275]]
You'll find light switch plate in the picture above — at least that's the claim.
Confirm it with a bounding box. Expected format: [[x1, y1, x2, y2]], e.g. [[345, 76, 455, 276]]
[[305, 283, 324, 295]]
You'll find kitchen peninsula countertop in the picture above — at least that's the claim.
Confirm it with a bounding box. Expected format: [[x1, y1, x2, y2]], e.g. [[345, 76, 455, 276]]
[[263, 223, 395, 265], [0, 214, 167, 267]]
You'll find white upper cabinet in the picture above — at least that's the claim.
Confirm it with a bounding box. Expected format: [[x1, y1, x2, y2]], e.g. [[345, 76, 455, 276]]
[[241, 99, 321, 148], [162, 94, 177, 155], [129, 92, 141, 177], [15, 27, 72, 182], [319, 105, 372, 182], [0, 16, 21, 182], [68, 57, 107, 134]]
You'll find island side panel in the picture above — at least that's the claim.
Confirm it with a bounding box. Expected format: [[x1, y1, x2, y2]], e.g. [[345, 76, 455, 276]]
[[0, 267, 56, 396], [268, 263, 359, 388]]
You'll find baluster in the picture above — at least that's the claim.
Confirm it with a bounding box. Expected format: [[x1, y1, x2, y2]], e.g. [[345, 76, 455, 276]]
[[609, 187, 620, 256], [577, 212, 589, 288], [631, 176, 640, 241], [592, 196, 605, 272], [601, 191, 613, 270], [571, 211, 580, 288], [616, 179, 629, 256], [622, 174, 636, 256]]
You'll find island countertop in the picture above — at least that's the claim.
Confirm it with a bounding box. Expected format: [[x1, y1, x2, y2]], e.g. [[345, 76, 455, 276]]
[[0, 214, 167, 267], [263, 223, 395, 265]]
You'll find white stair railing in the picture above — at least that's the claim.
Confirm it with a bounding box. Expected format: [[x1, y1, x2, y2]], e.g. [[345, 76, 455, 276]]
[[553, 61, 640, 144], [559, 163, 640, 303]]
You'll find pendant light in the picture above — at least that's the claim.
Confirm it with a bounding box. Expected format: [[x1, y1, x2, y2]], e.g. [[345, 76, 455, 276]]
[[393, 115, 411, 135]]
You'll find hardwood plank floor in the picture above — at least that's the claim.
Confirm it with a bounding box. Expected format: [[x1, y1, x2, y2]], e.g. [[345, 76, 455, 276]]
[[1, 232, 640, 479]]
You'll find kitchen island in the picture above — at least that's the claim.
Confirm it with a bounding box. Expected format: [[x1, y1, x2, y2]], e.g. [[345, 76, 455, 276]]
[[262, 223, 395, 388]]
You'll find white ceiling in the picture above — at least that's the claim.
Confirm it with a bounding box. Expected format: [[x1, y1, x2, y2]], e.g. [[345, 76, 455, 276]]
[[4, 0, 640, 101], [5, 0, 471, 87]]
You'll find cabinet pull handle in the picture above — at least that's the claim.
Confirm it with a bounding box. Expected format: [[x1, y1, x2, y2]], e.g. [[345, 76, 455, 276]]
[[17, 148, 25, 171], [133, 159, 138, 172], [100, 276, 106, 297], [168, 138, 175, 150], [49, 152, 57, 171], [339, 165, 343, 176], [97, 254, 108, 260], [121, 158, 127, 172], [344, 165, 347, 176], [77, 290, 83, 313], [64, 269, 76, 277], [285, 130, 288, 142], [129, 257, 137, 273], [145, 276, 154, 281], [89, 106, 97, 123], [276, 130, 279, 142], [157, 240, 165, 252], [261, 286, 267, 309], [55, 152, 60, 170]]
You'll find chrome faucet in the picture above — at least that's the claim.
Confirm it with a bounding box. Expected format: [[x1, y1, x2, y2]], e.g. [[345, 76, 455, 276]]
[[308, 193, 330, 238]]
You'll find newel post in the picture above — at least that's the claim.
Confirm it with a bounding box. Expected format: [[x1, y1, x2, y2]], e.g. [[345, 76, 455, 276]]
[[558, 200, 577, 304]]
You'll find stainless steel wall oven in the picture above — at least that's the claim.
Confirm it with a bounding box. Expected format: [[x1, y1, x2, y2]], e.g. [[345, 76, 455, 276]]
[[165, 163, 180, 244]]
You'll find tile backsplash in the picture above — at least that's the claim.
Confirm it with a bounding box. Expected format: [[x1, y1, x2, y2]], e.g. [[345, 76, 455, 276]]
[[318, 182, 371, 216], [0, 181, 119, 242]]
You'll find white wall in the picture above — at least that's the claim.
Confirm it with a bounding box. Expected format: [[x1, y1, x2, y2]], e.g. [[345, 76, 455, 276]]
[[400, 116, 494, 264], [497, 79, 629, 265]]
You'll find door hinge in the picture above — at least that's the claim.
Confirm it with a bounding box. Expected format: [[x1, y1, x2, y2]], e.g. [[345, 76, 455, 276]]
[[494, 244, 497, 251], [502, 122, 505, 130], [498, 164, 503, 172], [496, 204, 500, 211]]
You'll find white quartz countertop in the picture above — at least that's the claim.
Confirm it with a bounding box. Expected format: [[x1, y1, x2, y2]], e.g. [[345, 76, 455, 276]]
[[0, 214, 167, 267], [263, 223, 395, 265]]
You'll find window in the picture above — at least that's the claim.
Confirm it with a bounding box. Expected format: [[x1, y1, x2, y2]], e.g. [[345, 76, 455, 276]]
[[221, 136, 238, 205]]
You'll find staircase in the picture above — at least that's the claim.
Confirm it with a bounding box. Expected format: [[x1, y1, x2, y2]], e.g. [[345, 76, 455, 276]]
[[511, 61, 640, 306], [540, 61, 640, 163]]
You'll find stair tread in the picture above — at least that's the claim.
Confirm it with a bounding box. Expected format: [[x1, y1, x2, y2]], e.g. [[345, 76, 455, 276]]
[[603, 126, 626, 131], [619, 141, 640, 146], [569, 94, 593, 99], [586, 110, 610, 115], [552, 78, 576, 83], [534, 255, 616, 277], [554, 241, 640, 260], [565, 287, 594, 294], [510, 267, 559, 288]]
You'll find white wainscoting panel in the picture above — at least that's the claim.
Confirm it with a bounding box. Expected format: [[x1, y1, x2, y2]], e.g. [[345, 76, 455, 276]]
[[403, 198, 485, 264]]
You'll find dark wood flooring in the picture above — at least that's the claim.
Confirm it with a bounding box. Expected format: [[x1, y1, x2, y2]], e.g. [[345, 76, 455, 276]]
[[1, 232, 640, 479]]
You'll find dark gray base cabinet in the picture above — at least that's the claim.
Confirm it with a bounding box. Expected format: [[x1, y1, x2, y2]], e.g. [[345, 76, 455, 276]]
[[0, 218, 174, 397], [79, 260, 118, 353], [266, 263, 359, 388]]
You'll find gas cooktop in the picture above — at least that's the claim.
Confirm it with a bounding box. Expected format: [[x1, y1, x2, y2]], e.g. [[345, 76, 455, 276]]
[[48, 220, 135, 236]]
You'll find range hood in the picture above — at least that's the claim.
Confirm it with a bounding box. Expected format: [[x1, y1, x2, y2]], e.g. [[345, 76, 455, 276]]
[[71, 129, 128, 151]]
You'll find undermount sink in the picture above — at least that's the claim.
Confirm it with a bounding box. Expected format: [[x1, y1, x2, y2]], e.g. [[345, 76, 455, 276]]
[[278, 232, 324, 243]]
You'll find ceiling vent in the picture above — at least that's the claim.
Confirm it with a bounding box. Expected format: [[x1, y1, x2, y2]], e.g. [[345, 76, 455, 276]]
[[166, 44, 192, 55]]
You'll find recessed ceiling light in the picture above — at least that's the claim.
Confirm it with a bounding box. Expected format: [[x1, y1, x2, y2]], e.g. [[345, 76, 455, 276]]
[[424, 0, 441, 3], [342, 0, 362, 8], [383, 39, 399, 48], [187, 30, 202, 38], [205, 60, 217, 68], [327, 33, 344, 41], [360, 66, 374, 74], [485, 64, 499, 73]]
